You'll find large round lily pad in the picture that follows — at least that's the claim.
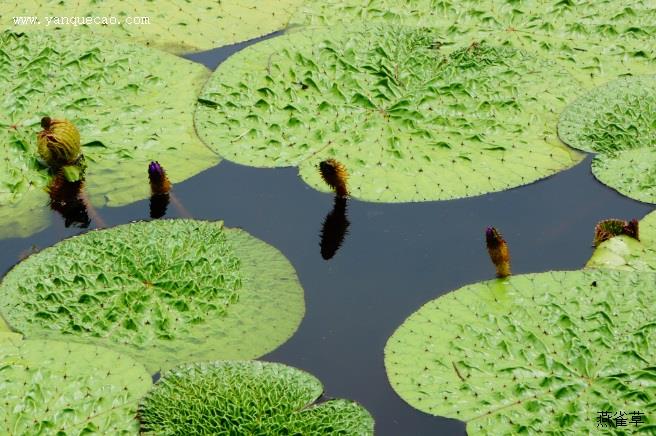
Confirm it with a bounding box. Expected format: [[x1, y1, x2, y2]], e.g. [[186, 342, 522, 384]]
[[139, 360, 374, 434], [195, 26, 582, 203], [0, 30, 216, 238], [3, 1, 304, 54], [559, 75, 656, 203], [291, 0, 656, 85], [0, 334, 151, 434], [0, 219, 305, 372], [385, 269, 656, 434], [588, 210, 656, 272]]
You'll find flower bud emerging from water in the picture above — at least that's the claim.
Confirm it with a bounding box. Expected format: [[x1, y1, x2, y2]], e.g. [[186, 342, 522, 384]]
[[486, 227, 511, 278], [148, 161, 171, 195], [593, 218, 640, 246], [319, 159, 348, 198], [37, 117, 81, 168]]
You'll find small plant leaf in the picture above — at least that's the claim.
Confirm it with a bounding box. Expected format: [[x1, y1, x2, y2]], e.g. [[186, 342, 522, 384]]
[[139, 360, 374, 434]]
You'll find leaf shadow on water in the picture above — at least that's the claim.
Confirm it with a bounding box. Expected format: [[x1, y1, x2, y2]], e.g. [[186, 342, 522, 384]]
[[0, 30, 654, 436]]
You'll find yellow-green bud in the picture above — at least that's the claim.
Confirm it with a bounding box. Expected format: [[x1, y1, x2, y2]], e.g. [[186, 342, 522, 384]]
[[37, 117, 81, 167]]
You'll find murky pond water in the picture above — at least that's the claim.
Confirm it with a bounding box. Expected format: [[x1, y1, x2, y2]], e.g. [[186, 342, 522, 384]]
[[1, 34, 653, 435]]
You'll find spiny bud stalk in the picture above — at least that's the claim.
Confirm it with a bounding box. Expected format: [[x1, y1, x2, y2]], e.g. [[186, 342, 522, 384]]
[[319, 159, 349, 198], [37, 117, 82, 168], [593, 218, 640, 247], [486, 227, 511, 278], [148, 161, 171, 195]]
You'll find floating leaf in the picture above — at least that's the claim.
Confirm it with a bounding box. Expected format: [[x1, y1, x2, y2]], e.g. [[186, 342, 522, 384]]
[[0, 220, 305, 372], [0, 30, 216, 238], [0, 334, 150, 434], [385, 270, 656, 434], [2, 1, 305, 54], [291, 0, 656, 84], [559, 75, 656, 203], [139, 360, 374, 434], [588, 210, 656, 272], [195, 26, 582, 202], [0, 315, 9, 332]]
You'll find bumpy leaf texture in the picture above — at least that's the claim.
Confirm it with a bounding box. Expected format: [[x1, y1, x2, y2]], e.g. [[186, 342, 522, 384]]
[[0, 334, 151, 435], [2, 0, 305, 53], [559, 75, 656, 203], [588, 210, 656, 272], [290, 0, 656, 85], [385, 270, 656, 435], [195, 25, 582, 202], [139, 360, 374, 435], [0, 220, 305, 372], [0, 30, 215, 238]]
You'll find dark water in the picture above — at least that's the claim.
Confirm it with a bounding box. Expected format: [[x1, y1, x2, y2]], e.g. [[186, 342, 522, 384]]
[[1, 34, 653, 436]]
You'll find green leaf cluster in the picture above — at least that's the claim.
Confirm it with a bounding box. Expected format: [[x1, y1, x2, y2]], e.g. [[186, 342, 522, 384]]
[[195, 25, 582, 202], [291, 0, 656, 85], [385, 269, 656, 434], [0, 29, 215, 238], [139, 360, 374, 435], [559, 76, 656, 203], [0, 220, 305, 373], [0, 333, 151, 434]]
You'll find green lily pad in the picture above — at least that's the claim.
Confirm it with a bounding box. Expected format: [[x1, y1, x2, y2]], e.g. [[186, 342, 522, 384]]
[[291, 0, 656, 85], [3, 1, 304, 54], [587, 210, 656, 272], [139, 360, 374, 434], [195, 26, 582, 202], [385, 269, 656, 434], [559, 75, 656, 203], [0, 314, 10, 332], [0, 334, 151, 434], [0, 30, 216, 238], [0, 219, 305, 372]]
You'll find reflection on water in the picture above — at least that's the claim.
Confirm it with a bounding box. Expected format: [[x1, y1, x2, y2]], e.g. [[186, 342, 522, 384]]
[[47, 175, 90, 229], [150, 193, 170, 219], [148, 160, 172, 220], [320, 196, 350, 260]]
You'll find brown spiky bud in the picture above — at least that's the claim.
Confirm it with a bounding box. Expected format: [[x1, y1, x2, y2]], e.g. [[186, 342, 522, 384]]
[[486, 227, 511, 278], [319, 159, 348, 198], [624, 219, 639, 241], [593, 218, 640, 246]]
